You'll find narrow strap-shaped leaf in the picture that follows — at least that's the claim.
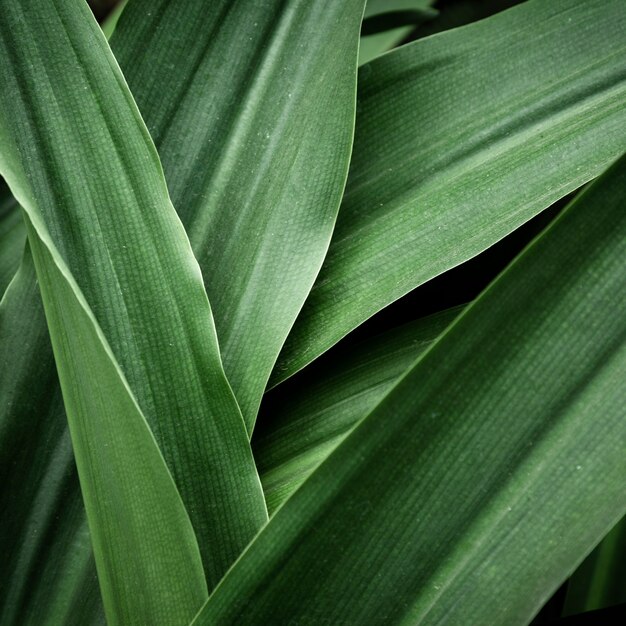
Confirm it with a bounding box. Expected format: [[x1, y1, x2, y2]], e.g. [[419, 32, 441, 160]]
[[359, 0, 435, 65], [0, 180, 24, 297], [26, 222, 207, 625], [254, 306, 462, 513], [193, 155, 626, 625], [0, 248, 103, 625], [111, 0, 365, 429], [273, 0, 626, 385], [0, 0, 265, 600]]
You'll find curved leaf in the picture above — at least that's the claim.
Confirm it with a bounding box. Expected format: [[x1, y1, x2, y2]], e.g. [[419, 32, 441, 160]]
[[194, 155, 626, 625], [111, 0, 366, 428], [0, 248, 103, 626], [0, 0, 266, 615], [27, 224, 208, 625], [564, 516, 626, 615], [0, 181, 24, 297], [273, 0, 626, 385], [254, 306, 462, 513], [359, 0, 435, 65]]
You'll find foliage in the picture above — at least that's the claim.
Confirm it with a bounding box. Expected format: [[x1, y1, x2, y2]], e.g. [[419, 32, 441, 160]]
[[0, 1, 624, 624]]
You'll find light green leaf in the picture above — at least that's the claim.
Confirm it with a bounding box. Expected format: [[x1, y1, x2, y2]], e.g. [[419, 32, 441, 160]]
[[273, 0, 626, 385], [254, 306, 462, 513], [0, 0, 266, 616], [193, 155, 626, 625], [111, 0, 366, 429], [0, 181, 24, 297]]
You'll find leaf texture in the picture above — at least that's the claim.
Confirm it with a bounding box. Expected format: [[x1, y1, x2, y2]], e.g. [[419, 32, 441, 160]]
[[194, 155, 626, 625], [0, 247, 103, 626], [0, 0, 266, 617], [111, 0, 366, 429], [0, 181, 24, 297], [254, 306, 462, 513]]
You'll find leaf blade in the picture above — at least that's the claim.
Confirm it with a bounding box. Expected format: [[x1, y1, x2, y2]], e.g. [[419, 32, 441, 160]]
[[254, 306, 462, 513], [111, 0, 366, 428], [273, 0, 626, 385], [0, 0, 266, 615], [194, 155, 626, 625]]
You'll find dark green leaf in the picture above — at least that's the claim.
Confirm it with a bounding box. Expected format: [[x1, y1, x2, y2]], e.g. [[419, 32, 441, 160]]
[[564, 516, 626, 615], [194, 155, 626, 625], [111, 0, 366, 428], [0, 180, 25, 297], [0, 0, 266, 618], [254, 306, 462, 513], [273, 0, 626, 385]]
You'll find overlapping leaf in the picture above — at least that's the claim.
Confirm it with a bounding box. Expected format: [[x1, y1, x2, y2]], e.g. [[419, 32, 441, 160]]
[[254, 306, 462, 513], [111, 0, 366, 428], [359, 0, 436, 65], [564, 516, 626, 615], [0, 0, 267, 619], [0, 181, 24, 297], [273, 0, 626, 384], [194, 155, 626, 625], [0, 248, 103, 626]]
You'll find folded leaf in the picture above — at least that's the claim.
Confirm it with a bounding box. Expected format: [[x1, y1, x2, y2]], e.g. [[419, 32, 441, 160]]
[[0, 0, 266, 614], [193, 155, 626, 625], [111, 0, 366, 429], [254, 306, 462, 513], [0, 181, 24, 297], [273, 0, 626, 385]]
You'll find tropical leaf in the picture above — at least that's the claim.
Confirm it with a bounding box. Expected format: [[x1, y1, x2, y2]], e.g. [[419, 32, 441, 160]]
[[254, 306, 463, 513], [0, 248, 103, 626], [193, 154, 626, 625], [111, 0, 366, 428], [0, 1, 360, 614], [359, 0, 436, 65], [273, 0, 626, 385], [0, 0, 266, 618], [413, 0, 526, 41]]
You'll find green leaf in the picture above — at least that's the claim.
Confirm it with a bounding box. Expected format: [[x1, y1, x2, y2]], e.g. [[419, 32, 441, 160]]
[[27, 225, 208, 624], [0, 180, 25, 297], [111, 0, 366, 429], [359, 0, 435, 65], [193, 155, 626, 625], [0, 0, 266, 616], [273, 0, 626, 386], [564, 516, 626, 615], [0, 248, 103, 626], [254, 306, 462, 513]]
